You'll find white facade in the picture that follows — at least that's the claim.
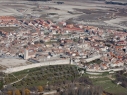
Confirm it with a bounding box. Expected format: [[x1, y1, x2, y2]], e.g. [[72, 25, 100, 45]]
[[24, 49, 28, 60]]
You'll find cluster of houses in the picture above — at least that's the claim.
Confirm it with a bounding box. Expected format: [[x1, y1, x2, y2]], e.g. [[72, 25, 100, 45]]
[[0, 16, 127, 71], [0, 16, 19, 27]]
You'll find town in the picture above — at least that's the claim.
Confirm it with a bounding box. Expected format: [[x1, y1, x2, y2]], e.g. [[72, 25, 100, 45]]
[[0, 0, 127, 95], [0, 15, 127, 73]]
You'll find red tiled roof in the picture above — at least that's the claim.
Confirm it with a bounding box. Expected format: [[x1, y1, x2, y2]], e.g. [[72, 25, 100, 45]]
[[63, 27, 83, 32]]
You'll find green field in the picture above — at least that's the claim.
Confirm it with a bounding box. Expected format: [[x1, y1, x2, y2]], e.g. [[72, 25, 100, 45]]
[[3, 65, 127, 95], [92, 77, 127, 95], [4, 65, 80, 89]]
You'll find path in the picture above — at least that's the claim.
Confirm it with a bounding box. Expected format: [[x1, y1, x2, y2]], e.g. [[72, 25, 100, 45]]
[[9, 74, 28, 85]]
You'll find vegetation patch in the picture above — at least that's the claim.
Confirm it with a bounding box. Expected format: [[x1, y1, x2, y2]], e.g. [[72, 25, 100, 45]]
[[4, 65, 79, 89], [87, 59, 103, 64], [92, 77, 127, 95]]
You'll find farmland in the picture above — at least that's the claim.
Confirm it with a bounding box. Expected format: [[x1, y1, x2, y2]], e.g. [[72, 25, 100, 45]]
[[4, 65, 80, 89]]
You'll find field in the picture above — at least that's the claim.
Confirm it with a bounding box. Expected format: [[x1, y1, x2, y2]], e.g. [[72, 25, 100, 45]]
[[0, 0, 127, 30], [4, 65, 79, 89], [2, 65, 127, 95], [91, 75, 127, 95]]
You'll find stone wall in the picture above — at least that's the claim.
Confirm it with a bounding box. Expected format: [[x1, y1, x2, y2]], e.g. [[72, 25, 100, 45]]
[[3, 59, 70, 73]]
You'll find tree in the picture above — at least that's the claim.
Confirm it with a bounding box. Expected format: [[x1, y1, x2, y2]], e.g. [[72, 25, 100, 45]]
[[14, 89, 21, 95], [40, 40, 44, 44], [21, 89, 25, 95], [23, 45, 27, 48], [7, 91, 13, 95], [34, 41, 39, 44], [102, 92, 106, 95], [25, 89, 30, 95], [37, 86, 43, 92]]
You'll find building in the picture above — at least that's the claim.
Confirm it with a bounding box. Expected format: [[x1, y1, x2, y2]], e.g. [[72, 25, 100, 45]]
[[24, 49, 29, 60], [24, 49, 36, 60], [0, 16, 16, 22]]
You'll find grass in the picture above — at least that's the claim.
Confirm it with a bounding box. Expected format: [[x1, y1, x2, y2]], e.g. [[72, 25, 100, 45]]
[[14, 80, 47, 89], [91, 77, 110, 82], [4, 74, 18, 84], [4, 65, 79, 89], [88, 73, 127, 95], [87, 59, 103, 64], [13, 68, 36, 76], [0, 82, 3, 89], [92, 77, 127, 95]]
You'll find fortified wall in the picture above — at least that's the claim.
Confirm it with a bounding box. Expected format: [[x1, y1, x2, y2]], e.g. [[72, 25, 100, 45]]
[[3, 58, 70, 73]]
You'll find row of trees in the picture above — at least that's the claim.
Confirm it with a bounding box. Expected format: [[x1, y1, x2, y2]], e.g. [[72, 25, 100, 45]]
[[4, 65, 79, 91], [7, 89, 30, 95], [6, 86, 43, 95]]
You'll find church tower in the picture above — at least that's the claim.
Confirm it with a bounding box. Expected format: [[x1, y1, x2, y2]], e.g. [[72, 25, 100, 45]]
[[24, 49, 28, 60]]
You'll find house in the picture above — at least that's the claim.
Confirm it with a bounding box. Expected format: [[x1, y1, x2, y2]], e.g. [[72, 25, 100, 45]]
[[24, 49, 36, 60], [116, 41, 126, 46], [0, 16, 16, 22], [110, 61, 124, 67], [101, 63, 108, 70]]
